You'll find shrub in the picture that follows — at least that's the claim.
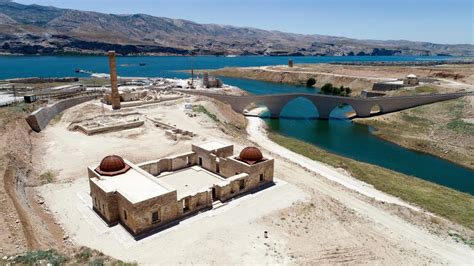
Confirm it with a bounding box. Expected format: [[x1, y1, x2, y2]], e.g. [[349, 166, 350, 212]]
[[320, 83, 333, 94], [306, 78, 316, 87], [14, 250, 67, 266], [192, 105, 220, 122], [40, 171, 56, 184], [75, 247, 93, 263], [320, 83, 351, 97]]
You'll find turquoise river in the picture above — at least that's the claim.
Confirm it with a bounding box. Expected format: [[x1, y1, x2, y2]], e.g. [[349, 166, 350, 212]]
[[0, 55, 472, 194]]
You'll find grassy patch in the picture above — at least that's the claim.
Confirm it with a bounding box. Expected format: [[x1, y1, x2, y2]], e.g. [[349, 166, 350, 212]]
[[75, 247, 93, 263], [447, 119, 474, 135], [268, 132, 474, 230], [357, 98, 474, 170], [193, 104, 220, 122], [40, 170, 56, 184], [3, 248, 137, 266], [396, 86, 439, 96], [415, 86, 439, 94], [13, 250, 67, 266], [449, 231, 474, 247], [400, 113, 433, 128]]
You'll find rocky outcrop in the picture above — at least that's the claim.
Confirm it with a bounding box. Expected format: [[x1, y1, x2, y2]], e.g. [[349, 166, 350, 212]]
[[0, 1, 473, 56]]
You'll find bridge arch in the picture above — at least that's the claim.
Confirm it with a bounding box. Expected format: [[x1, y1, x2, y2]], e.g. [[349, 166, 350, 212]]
[[329, 103, 358, 119], [241, 101, 273, 117], [370, 104, 383, 115], [280, 96, 319, 119]]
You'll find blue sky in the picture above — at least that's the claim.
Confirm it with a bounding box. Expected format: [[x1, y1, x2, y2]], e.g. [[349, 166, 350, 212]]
[[15, 0, 474, 44]]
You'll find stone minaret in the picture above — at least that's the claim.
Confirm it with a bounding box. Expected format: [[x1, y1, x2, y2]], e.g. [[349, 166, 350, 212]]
[[108, 51, 121, 110]]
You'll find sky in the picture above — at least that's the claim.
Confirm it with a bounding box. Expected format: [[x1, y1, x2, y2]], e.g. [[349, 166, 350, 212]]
[[14, 0, 474, 44]]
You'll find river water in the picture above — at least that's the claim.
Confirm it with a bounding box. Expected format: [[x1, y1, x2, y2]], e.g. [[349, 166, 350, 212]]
[[0, 55, 472, 194]]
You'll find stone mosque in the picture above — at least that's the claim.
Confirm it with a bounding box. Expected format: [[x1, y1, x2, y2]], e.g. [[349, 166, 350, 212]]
[[88, 142, 274, 238]]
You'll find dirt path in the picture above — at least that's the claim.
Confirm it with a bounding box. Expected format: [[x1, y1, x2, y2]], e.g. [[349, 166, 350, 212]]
[[255, 66, 398, 81], [246, 117, 473, 264], [3, 162, 39, 250]]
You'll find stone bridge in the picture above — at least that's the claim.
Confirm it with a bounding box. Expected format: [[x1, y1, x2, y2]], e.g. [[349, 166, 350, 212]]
[[183, 91, 472, 119]]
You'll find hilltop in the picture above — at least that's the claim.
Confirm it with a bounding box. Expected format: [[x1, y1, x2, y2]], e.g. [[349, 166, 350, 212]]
[[0, 1, 472, 56]]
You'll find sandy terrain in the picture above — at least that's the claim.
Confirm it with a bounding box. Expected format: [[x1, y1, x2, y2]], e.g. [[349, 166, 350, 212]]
[[28, 94, 473, 264], [37, 178, 306, 264], [247, 117, 473, 264]]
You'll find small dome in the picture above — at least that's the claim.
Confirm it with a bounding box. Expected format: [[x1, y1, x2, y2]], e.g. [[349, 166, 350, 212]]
[[95, 155, 130, 176], [407, 74, 417, 78], [238, 147, 264, 164]]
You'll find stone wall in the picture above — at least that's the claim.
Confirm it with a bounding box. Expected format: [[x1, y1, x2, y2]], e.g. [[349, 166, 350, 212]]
[[26, 95, 96, 132], [178, 190, 212, 215], [214, 173, 249, 202], [220, 158, 274, 192], [372, 82, 404, 91], [191, 144, 234, 174], [74, 120, 144, 135], [117, 190, 179, 236], [90, 179, 119, 225], [138, 152, 197, 176]]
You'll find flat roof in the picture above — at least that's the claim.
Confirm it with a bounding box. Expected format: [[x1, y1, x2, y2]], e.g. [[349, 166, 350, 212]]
[[197, 141, 231, 152], [92, 168, 171, 204], [158, 166, 225, 199]]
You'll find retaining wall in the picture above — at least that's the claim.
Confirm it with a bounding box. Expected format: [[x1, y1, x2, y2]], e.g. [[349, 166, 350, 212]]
[[26, 95, 97, 132]]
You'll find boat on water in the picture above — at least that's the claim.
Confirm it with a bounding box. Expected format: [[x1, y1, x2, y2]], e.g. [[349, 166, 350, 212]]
[[139, 63, 147, 66], [226, 55, 238, 57]]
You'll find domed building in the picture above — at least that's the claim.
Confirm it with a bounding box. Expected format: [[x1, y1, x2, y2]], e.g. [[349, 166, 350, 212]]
[[238, 146, 265, 165], [88, 141, 274, 238], [95, 155, 130, 176]]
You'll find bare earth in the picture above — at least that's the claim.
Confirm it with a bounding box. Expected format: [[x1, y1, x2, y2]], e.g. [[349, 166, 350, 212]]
[[28, 95, 473, 264]]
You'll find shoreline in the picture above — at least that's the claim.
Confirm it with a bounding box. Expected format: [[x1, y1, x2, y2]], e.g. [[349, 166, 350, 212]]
[[245, 117, 474, 230], [245, 117, 419, 209], [355, 119, 474, 171]]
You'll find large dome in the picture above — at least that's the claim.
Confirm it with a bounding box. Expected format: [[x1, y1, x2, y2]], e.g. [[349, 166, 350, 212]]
[[238, 147, 264, 164], [95, 155, 130, 176]]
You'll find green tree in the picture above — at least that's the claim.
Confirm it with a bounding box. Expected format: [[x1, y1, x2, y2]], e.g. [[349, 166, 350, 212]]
[[321, 83, 333, 94], [306, 77, 316, 87], [345, 87, 352, 95]]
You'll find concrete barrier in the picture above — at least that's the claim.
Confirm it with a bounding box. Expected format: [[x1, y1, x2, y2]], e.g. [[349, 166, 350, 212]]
[[26, 95, 97, 132]]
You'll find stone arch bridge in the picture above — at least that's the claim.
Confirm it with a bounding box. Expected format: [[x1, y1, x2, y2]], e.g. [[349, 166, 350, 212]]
[[183, 91, 472, 119]]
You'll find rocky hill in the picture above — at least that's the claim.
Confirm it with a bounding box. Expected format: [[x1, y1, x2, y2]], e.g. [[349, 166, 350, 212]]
[[0, 0, 472, 56]]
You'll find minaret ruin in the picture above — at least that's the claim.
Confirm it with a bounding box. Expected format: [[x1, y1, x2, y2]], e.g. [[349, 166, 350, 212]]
[[108, 51, 121, 110]]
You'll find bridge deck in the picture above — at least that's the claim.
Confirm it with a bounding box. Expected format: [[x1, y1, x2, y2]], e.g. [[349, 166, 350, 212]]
[[180, 90, 472, 119]]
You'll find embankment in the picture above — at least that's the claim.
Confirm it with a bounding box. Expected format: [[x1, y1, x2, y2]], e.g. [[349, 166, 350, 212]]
[[0, 104, 66, 254], [265, 130, 474, 231], [208, 67, 379, 94], [354, 96, 474, 170], [26, 95, 97, 132]]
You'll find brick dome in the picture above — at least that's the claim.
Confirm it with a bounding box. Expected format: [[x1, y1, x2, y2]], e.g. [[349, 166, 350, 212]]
[[238, 147, 264, 164], [95, 155, 130, 176]]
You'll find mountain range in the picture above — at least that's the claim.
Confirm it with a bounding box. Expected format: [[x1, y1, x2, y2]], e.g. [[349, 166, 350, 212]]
[[0, 0, 472, 56]]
